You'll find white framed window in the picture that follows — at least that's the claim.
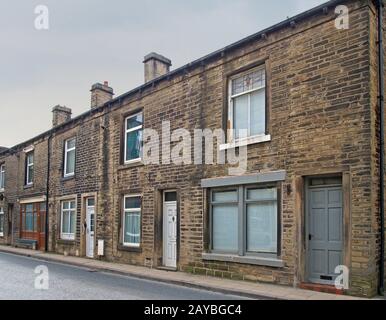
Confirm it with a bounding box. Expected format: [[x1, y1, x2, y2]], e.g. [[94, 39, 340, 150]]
[[64, 138, 76, 177], [228, 65, 266, 142], [26, 152, 34, 185], [124, 112, 143, 164], [0, 164, 5, 191], [210, 185, 278, 256], [122, 195, 141, 247], [60, 200, 76, 240], [0, 207, 4, 237]]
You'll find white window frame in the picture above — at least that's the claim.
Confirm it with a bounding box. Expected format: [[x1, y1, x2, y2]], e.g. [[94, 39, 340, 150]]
[[0, 164, 5, 191], [124, 112, 143, 164], [122, 194, 142, 247], [227, 65, 268, 144], [64, 138, 76, 177], [0, 207, 4, 237], [26, 152, 34, 185], [60, 200, 76, 240]]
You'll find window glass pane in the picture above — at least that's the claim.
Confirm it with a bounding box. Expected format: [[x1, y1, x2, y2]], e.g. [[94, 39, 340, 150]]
[[233, 94, 248, 139], [27, 166, 34, 183], [87, 198, 95, 207], [67, 138, 76, 150], [62, 212, 69, 234], [250, 89, 266, 136], [247, 188, 277, 201], [247, 202, 277, 253], [126, 130, 142, 161], [126, 113, 143, 130], [27, 153, 33, 165], [26, 204, 33, 213], [125, 197, 141, 209], [232, 68, 265, 95], [212, 190, 238, 202], [0, 212, 3, 233], [25, 211, 34, 231], [70, 210, 76, 234], [0, 208, 4, 234], [66, 149, 75, 174], [0, 166, 4, 189], [165, 192, 177, 202], [124, 212, 140, 244], [212, 205, 238, 252], [70, 201, 76, 209], [63, 202, 69, 210], [40, 203, 46, 212]]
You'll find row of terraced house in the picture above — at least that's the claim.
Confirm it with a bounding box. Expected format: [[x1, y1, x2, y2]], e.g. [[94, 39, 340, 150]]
[[1, 0, 385, 298]]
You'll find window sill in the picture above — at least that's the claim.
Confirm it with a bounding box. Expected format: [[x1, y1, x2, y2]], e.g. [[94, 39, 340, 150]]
[[0, 189, 4, 193], [118, 244, 142, 253], [23, 184, 34, 190], [57, 239, 76, 245], [118, 160, 144, 170], [219, 134, 271, 151], [202, 253, 284, 268], [61, 175, 75, 182]]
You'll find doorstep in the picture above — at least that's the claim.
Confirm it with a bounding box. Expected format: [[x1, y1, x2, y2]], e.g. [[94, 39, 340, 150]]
[[0, 245, 367, 300], [299, 283, 344, 295]]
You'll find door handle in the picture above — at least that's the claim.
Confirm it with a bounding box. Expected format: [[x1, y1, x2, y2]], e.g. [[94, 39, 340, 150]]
[[309, 234, 313, 241]]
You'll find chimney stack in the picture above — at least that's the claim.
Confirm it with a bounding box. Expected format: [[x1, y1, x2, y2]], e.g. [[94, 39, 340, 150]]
[[52, 105, 72, 127], [90, 81, 114, 109], [143, 52, 172, 83]]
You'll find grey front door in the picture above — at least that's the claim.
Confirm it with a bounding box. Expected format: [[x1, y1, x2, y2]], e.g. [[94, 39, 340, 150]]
[[307, 185, 343, 285]]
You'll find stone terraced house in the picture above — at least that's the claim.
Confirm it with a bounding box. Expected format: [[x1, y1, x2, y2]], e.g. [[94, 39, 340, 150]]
[[1, 0, 385, 298]]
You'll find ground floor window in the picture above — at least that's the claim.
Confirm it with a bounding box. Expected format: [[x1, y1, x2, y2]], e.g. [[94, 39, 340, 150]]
[[0, 207, 4, 237], [122, 195, 141, 247], [61, 200, 76, 240], [210, 185, 279, 256]]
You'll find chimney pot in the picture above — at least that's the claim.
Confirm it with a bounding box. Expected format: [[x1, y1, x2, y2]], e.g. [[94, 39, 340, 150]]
[[90, 81, 114, 109], [52, 105, 72, 127], [143, 52, 172, 83]]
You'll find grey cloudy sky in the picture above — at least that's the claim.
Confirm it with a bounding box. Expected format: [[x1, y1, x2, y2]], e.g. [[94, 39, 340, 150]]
[[0, 0, 326, 147]]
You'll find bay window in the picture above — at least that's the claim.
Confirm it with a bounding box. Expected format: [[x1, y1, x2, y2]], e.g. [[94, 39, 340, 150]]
[[123, 195, 141, 247], [124, 112, 143, 163]]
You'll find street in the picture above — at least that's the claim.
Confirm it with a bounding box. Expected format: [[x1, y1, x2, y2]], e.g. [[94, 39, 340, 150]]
[[0, 252, 248, 300]]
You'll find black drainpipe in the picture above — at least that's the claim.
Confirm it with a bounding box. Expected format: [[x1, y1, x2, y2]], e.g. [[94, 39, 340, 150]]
[[45, 135, 52, 252], [377, 0, 385, 297]]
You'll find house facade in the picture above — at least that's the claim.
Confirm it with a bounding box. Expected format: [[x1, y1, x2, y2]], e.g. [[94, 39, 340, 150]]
[[0, 0, 385, 298]]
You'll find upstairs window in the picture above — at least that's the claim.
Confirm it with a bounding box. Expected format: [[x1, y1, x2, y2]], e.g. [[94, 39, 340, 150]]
[[0, 165, 4, 190], [25, 152, 34, 185], [124, 112, 143, 163], [64, 138, 76, 177], [228, 66, 266, 141]]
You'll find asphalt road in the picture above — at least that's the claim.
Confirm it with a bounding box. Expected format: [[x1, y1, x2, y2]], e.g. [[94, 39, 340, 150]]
[[0, 252, 248, 300]]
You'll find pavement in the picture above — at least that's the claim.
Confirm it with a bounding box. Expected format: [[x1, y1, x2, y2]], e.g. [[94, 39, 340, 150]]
[[0, 245, 368, 300]]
